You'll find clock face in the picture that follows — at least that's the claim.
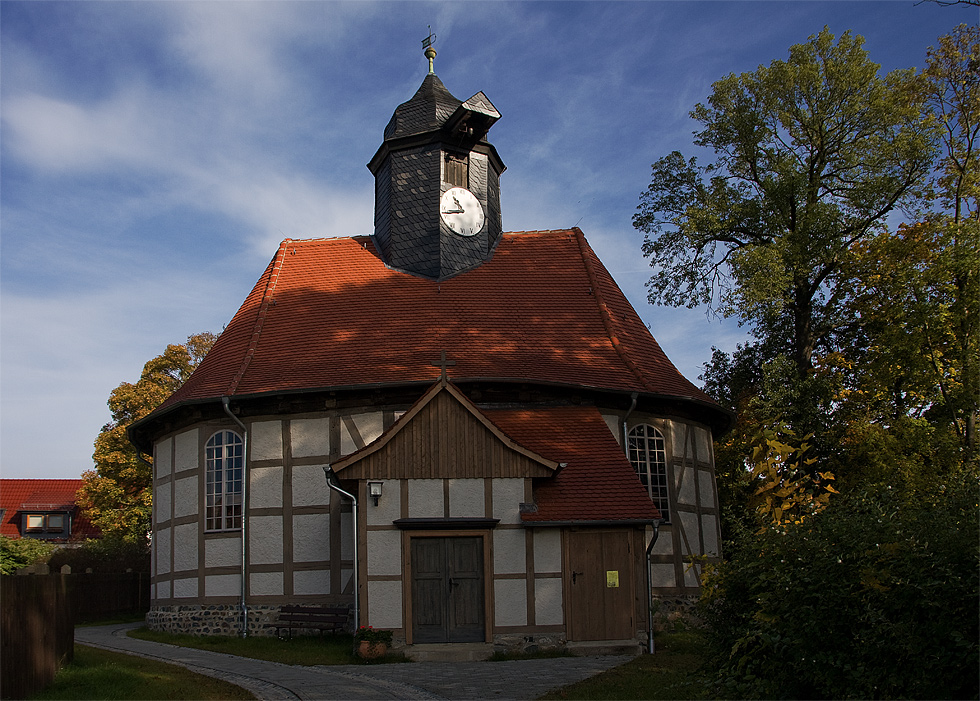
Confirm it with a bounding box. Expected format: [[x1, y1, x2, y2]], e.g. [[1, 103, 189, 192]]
[[440, 187, 485, 237]]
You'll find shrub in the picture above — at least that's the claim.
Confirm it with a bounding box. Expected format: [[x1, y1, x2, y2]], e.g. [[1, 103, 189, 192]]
[[48, 536, 150, 574], [0, 535, 55, 575], [353, 626, 393, 645], [700, 471, 979, 699]]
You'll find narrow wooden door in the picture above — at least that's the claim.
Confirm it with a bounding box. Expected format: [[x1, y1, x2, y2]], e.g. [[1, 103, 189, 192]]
[[411, 537, 485, 643], [566, 530, 635, 641]]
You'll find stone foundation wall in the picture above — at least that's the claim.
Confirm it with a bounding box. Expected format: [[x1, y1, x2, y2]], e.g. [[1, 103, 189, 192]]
[[651, 595, 701, 631], [491, 633, 567, 654], [146, 605, 283, 637]]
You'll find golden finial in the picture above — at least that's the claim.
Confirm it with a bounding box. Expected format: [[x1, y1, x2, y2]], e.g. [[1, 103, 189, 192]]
[[422, 27, 437, 74]]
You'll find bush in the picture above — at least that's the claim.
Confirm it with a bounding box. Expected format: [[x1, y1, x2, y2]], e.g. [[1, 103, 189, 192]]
[[48, 536, 150, 574], [0, 535, 55, 575], [700, 471, 979, 699]]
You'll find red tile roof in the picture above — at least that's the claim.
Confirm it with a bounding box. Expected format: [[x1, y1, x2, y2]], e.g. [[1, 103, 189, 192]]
[[485, 406, 662, 523], [0, 479, 100, 540], [157, 229, 716, 414]]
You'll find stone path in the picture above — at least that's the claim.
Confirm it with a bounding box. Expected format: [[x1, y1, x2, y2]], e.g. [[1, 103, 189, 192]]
[[75, 624, 633, 700]]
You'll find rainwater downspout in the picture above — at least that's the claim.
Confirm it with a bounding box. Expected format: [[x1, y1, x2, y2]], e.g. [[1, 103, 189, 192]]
[[622, 391, 638, 448], [222, 397, 249, 638], [322, 466, 359, 636], [646, 518, 664, 654]]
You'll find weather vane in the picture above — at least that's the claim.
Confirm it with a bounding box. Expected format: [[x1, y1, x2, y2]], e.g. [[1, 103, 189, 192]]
[[422, 26, 437, 74]]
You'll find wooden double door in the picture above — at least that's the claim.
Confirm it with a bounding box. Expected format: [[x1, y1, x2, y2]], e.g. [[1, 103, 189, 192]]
[[566, 529, 636, 641], [410, 536, 485, 643]]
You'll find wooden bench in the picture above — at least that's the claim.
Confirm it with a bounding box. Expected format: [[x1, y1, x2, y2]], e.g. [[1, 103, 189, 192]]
[[275, 605, 349, 639]]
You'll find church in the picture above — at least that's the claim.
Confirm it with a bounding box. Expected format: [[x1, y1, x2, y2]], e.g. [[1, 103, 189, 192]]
[[131, 45, 730, 655]]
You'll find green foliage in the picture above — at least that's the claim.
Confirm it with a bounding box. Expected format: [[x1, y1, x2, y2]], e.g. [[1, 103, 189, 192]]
[[77, 332, 217, 543], [47, 536, 150, 574], [700, 470, 979, 700], [0, 535, 55, 575], [353, 626, 393, 645]]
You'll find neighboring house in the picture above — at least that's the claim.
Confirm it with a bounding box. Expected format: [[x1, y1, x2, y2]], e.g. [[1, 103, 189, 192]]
[[0, 479, 100, 543], [130, 62, 732, 652]]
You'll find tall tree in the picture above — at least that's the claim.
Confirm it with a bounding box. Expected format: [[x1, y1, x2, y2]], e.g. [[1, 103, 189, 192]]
[[77, 332, 216, 542], [634, 28, 935, 435]]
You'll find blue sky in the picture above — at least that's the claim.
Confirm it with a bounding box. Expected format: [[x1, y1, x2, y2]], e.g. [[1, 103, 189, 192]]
[[2, 1, 975, 479]]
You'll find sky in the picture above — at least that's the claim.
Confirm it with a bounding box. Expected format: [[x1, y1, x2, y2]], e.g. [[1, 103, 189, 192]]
[[1, 1, 976, 480]]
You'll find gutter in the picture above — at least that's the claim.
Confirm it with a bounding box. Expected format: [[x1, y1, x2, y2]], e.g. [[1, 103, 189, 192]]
[[222, 397, 249, 638], [322, 466, 359, 639], [645, 518, 665, 654]]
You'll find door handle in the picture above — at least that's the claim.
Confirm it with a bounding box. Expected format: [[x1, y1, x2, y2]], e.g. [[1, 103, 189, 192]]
[[572, 570, 583, 584], [449, 577, 459, 587]]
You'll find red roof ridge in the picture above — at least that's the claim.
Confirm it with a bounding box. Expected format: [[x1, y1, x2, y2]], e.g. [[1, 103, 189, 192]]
[[227, 239, 292, 395], [572, 228, 656, 395]]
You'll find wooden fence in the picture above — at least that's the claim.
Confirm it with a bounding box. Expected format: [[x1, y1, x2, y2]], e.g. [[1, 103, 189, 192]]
[[0, 571, 150, 699], [0, 575, 73, 700]]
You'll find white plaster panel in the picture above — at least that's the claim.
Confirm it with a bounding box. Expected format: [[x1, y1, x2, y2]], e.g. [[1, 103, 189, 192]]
[[494, 579, 527, 627], [291, 417, 331, 458], [674, 465, 696, 505], [174, 429, 198, 473], [293, 514, 330, 562], [702, 514, 720, 557], [367, 530, 402, 576], [534, 578, 563, 626], [695, 428, 712, 464], [250, 466, 283, 509], [249, 515, 283, 565], [156, 579, 170, 600], [492, 479, 524, 525], [493, 529, 526, 574], [601, 414, 621, 445], [650, 563, 676, 588], [649, 526, 673, 556], [250, 571, 283, 596], [173, 523, 198, 573], [155, 438, 172, 480], [669, 421, 686, 459], [293, 569, 330, 595], [408, 479, 444, 519], [250, 421, 283, 461], [684, 563, 700, 587], [173, 477, 198, 519], [698, 470, 715, 508], [679, 511, 701, 555], [155, 527, 171, 575], [532, 529, 561, 573], [368, 580, 403, 629], [340, 412, 384, 454], [448, 479, 484, 518], [341, 513, 354, 560], [367, 479, 401, 525], [173, 577, 198, 598], [205, 537, 242, 568], [205, 574, 241, 597], [292, 464, 331, 507], [155, 484, 171, 525]]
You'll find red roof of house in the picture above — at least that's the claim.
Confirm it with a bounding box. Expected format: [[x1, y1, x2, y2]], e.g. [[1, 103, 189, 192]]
[[0, 479, 100, 540], [157, 229, 717, 415], [486, 406, 662, 523]]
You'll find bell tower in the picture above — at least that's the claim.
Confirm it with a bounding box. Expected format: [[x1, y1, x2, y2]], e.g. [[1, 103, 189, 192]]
[[367, 37, 505, 280]]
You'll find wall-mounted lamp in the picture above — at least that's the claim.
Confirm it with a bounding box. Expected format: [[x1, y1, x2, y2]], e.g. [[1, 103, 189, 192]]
[[367, 481, 383, 506]]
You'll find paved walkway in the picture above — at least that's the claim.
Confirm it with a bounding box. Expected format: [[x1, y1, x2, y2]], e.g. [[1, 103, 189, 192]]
[[75, 624, 633, 700]]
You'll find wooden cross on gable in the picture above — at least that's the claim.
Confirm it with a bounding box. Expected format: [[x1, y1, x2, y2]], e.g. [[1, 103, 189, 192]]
[[431, 350, 456, 382]]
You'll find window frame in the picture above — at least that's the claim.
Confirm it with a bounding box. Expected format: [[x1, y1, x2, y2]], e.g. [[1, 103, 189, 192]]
[[205, 429, 244, 532], [627, 423, 670, 523]]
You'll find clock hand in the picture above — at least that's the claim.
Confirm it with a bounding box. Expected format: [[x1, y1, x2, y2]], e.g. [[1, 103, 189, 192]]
[[443, 208, 464, 214], [452, 195, 464, 211]]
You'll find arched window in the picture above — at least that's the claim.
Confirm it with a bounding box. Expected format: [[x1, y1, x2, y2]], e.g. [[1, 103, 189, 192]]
[[205, 430, 243, 531], [627, 424, 669, 522]]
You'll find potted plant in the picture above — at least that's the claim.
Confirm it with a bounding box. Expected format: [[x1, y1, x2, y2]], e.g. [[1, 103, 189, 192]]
[[354, 626, 393, 659]]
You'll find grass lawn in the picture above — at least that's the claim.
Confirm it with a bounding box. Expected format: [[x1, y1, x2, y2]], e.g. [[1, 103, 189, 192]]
[[540, 632, 714, 700], [128, 627, 406, 665], [30, 644, 254, 700]]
